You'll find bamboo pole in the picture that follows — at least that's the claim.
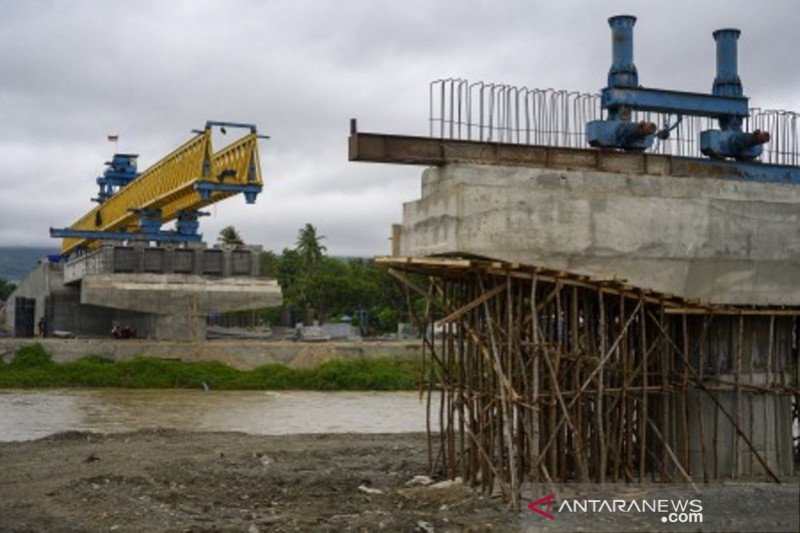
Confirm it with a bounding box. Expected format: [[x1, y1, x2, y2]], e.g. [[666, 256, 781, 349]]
[[659, 306, 670, 481], [540, 343, 590, 480], [698, 316, 710, 483], [647, 418, 698, 492], [457, 281, 467, 481], [532, 299, 644, 475], [531, 275, 541, 483], [383, 260, 789, 504], [747, 317, 755, 477], [639, 298, 648, 482], [734, 314, 744, 479], [617, 295, 628, 482], [681, 315, 691, 474], [764, 315, 774, 478], [597, 289, 607, 483], [480, 275, 518, 507], [646, 310, 781, 483]]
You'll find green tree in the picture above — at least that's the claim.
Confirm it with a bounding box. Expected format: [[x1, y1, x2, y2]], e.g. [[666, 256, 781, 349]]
[[295, 223, 327, 269], [301, 257, 357, 323], [218, 225, 244, 245], [259, 250, 280, 277], [275, 248, 304, 309], [376, 306, 398, 332], [346, 258, 415, 334], [0, 277, 16, 301], [254, 224, 422, 333]]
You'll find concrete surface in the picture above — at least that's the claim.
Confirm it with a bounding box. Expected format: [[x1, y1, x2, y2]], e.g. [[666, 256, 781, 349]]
[[0, 338, 421, 370], [0, 262, 80, 335], [1, 262, 281, 341], [398, 163, 800, 305], [684, 379, 795, 478], [79, 274, 281, 315]]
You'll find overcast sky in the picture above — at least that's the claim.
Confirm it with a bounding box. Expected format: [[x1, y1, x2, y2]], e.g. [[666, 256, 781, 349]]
[[1, 0, 798, 256]]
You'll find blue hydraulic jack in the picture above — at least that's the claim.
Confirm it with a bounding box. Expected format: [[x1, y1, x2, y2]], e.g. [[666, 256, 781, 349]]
[[587, 15, 769, 160]]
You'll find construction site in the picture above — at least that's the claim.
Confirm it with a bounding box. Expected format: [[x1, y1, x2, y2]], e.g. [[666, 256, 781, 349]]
[[349, 14, 800, 507], [0, 7, 799, 531], [1, 121, 281, 341]]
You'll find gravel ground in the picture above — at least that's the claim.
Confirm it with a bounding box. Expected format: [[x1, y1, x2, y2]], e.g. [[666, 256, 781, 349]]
[[0, 430, 797, 532]]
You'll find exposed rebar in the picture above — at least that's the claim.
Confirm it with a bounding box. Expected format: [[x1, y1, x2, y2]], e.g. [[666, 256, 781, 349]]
[[429, 79, 799, 164]]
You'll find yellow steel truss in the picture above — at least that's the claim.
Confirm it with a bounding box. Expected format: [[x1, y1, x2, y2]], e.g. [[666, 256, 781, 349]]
[[157, 132, 262, 216], [60, 130, 263, 255]]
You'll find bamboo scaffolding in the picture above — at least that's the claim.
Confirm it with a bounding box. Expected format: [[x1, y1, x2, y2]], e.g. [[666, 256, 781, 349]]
[[383, 257, 799, 504]]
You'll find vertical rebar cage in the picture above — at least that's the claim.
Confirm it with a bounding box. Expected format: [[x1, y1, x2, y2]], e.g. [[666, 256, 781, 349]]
[[429, 79, 799, 166]]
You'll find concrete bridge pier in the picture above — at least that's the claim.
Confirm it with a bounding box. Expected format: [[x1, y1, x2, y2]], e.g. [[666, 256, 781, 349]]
[[350, 130, 800, 481], [2, 245, 281, 341]]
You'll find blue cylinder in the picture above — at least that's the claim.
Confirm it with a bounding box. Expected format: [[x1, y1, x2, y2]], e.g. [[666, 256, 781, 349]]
[[712, 28, 742, 97], [608, 15, 638, 87]]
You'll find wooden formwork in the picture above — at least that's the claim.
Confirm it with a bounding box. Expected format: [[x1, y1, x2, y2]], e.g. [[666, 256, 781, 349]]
[[378, 256, 800, 508]]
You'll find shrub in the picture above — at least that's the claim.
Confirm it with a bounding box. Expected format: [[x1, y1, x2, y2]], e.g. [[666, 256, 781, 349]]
[[10, 344, 53, 368], [0, 353, 423, 391]]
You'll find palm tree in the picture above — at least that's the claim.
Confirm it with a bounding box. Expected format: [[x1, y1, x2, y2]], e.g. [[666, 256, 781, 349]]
[[218, 225, 244, 245], [295, 223, 327, 268]]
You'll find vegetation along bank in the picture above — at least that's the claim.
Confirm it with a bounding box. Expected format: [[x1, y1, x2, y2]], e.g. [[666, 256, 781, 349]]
[[0, 344, 424, 391]]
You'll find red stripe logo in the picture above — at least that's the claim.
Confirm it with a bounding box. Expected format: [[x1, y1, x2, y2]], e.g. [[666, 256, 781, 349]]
[[528, 493, 556, 520]]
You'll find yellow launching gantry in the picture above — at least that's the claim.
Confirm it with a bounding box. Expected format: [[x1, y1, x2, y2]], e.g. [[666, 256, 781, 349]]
[[51, 121, 267, 257]]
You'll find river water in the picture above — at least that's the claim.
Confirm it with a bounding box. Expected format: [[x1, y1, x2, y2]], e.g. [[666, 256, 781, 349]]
[[0, 389, 432, 442]]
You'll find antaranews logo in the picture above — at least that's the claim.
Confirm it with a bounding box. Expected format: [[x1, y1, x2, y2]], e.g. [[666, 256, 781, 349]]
[[527, 493, 556, 520], [528, 493, 703, 524]]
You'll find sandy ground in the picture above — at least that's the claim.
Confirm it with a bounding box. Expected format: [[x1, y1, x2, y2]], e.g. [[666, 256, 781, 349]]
[[0, 430, 798, 532]]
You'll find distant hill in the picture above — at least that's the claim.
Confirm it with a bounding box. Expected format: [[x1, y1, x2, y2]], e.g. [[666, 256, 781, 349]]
[[0, 247, 56, 283]]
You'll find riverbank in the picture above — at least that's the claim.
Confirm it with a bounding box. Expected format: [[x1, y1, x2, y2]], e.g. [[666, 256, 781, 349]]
[[2, 430, 798, 532], [0, 337, 421, 369], [0, 344, 422, 390], [0, 430, 510, 531]]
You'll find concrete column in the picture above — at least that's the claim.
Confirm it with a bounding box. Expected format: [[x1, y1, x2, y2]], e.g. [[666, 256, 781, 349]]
[[153, 314, 206, 341], [391, 224, 402, 256]]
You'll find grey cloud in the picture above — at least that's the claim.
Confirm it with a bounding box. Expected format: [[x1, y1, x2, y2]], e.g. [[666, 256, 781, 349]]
[[0, 0, 797, 255]]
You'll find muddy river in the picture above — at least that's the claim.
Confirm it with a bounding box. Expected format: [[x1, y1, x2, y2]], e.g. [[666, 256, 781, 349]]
[[0, 389, 433, 442]]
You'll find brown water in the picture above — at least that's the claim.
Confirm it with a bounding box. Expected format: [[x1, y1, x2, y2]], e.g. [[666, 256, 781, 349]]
[[0, 389, 433, 442]]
